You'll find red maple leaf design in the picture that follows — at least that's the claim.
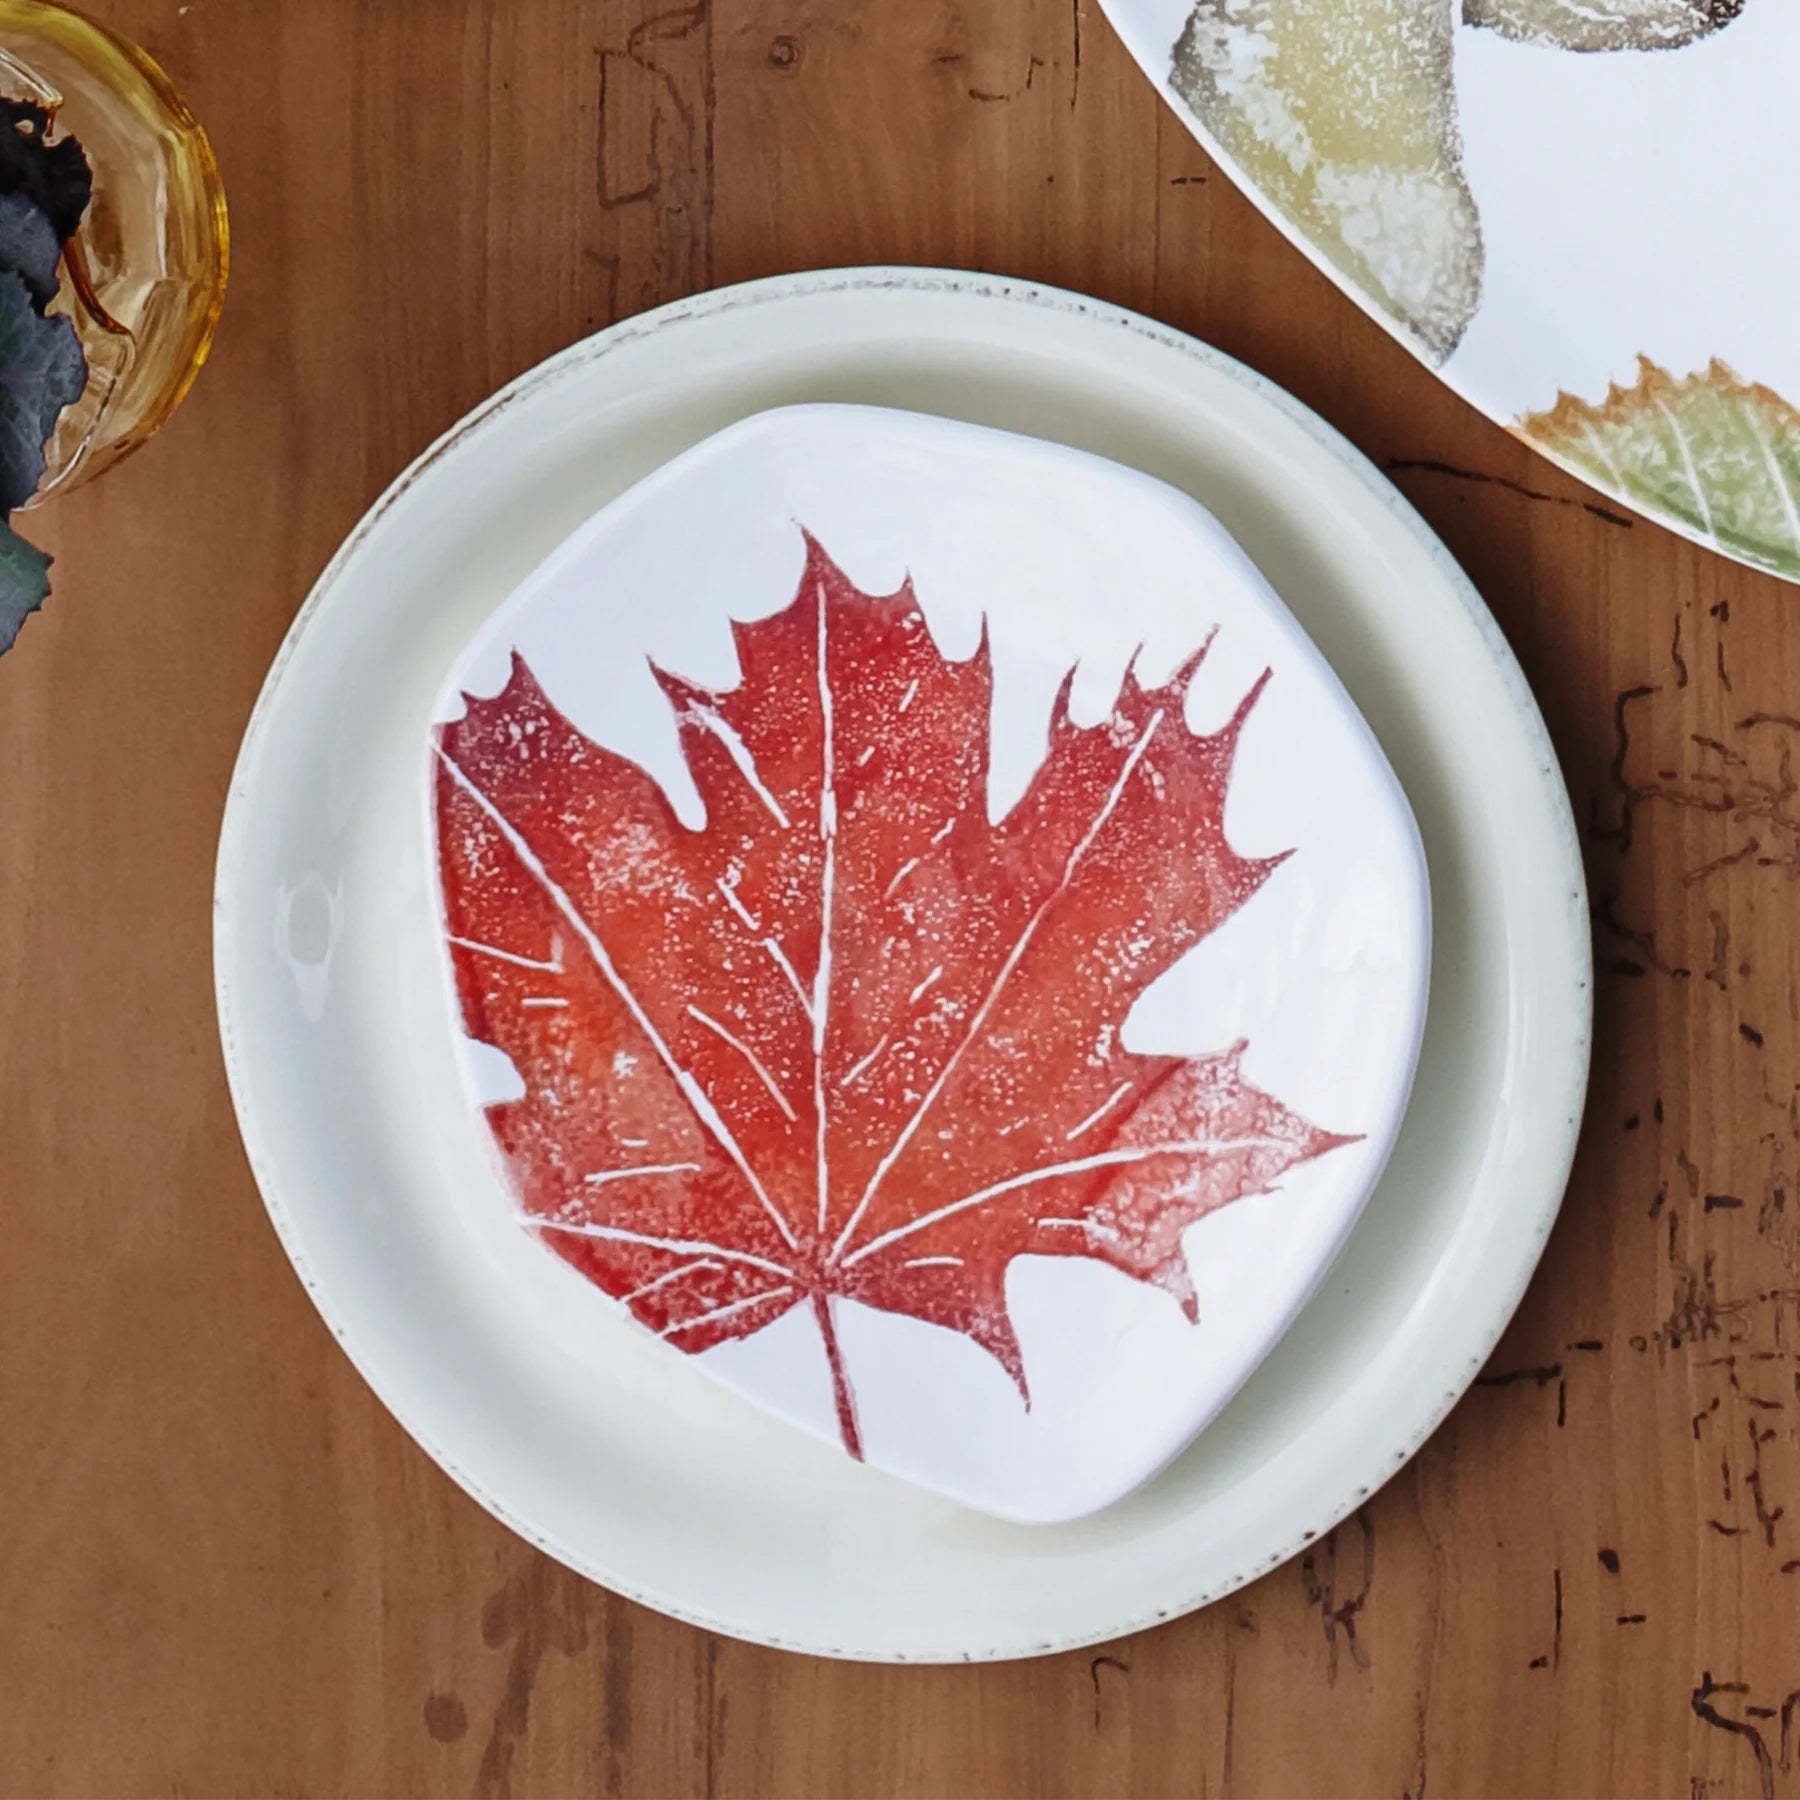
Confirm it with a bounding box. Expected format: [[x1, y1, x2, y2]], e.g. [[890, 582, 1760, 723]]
[[434, 533, 1352, 1457]]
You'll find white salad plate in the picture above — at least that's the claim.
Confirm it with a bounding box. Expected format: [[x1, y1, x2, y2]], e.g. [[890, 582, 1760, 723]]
[[215, 267, 1589, 1661], [426, 401, 1430, 1525]]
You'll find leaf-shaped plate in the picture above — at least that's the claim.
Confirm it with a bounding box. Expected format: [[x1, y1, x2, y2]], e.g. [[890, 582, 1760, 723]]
[[216, 269, 1588, 1657], [1100, 0, 1800, 581], [428, 404, 1428, 1522]]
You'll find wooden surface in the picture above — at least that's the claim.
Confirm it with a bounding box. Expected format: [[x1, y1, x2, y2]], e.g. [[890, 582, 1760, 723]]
[[2, 3, 1796, 1795]]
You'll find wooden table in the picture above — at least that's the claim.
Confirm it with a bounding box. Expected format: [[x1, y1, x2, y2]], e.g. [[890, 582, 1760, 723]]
[[3, 3, 1795, 1794]]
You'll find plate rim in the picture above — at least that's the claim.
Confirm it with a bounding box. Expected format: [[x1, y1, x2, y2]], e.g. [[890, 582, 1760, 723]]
[[214, 264, 1592, 1661]]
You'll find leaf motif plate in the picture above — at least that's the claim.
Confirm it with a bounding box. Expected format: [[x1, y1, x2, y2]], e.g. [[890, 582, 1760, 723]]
[[427, 404, 1428, 1523], [1098, 0, 1800, 582], [215, 269, 1588, 1657]]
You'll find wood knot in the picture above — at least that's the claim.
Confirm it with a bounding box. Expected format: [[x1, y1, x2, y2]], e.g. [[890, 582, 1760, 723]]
[[423, 1693, 468, 1743], [768, 35, 801, 72]]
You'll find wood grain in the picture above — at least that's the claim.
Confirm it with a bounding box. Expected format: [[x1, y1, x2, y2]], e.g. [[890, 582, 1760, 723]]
[[1, 2, 1795, 1794]]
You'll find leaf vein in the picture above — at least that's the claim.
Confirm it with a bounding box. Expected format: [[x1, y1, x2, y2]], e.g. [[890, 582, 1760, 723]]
[[438, 743, 801, 1249]]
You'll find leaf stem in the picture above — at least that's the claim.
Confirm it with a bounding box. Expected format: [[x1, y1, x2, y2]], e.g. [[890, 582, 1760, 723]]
[[811, 1290, 863, 1460]]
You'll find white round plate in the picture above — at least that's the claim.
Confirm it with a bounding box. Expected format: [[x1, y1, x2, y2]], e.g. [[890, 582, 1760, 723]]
[[215, 267, 1590, 1662]]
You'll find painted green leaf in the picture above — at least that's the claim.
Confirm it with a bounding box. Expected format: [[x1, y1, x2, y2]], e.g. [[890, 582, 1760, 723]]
[[1463, 0, 1745, 51], [1170, 0, 1483, 364], [1520, 358, 1800, 580], [0, 514, 51, 654]]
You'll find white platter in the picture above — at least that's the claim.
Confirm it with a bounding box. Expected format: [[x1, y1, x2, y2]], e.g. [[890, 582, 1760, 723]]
[[215, 267, 1589, 1661], [1098, 0, 1800, 585]]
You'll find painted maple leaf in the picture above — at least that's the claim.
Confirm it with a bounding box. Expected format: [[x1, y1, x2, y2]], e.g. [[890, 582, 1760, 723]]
[[433, 532, 1351, 1457]]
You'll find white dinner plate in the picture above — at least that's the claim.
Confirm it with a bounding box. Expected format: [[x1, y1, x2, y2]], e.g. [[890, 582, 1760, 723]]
[[215, 267, 1589, 1662]]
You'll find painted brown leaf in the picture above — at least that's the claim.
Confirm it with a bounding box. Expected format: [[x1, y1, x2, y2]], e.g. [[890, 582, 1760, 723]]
[[433, 533, 1352, 1456], [1463, 0, 1745, 52]]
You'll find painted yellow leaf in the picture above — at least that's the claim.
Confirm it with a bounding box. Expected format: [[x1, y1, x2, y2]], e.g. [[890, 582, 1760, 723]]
[[1520, 358, 1800, 580], [1463, 0, 1745, 52], [1170, 0, 1482, 364]]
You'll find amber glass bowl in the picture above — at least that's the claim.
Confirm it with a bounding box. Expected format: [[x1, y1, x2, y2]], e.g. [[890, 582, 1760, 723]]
[[0, 0, 225, 500]]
